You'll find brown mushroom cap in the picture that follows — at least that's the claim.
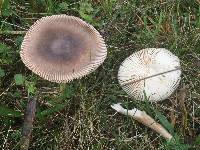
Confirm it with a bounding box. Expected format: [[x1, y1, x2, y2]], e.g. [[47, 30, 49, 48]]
[[20, 15, 107, 83]]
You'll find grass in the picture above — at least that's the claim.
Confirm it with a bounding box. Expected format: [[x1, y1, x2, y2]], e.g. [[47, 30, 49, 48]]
[[0, 0, 200, 149]]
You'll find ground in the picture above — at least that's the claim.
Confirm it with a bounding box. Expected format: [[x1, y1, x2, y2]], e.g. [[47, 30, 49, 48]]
[[0, 0, 200, 149]]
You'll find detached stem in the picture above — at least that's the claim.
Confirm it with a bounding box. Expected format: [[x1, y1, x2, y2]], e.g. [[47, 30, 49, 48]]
[[111, 103, 172, 140], [20, 97, 36, 150]]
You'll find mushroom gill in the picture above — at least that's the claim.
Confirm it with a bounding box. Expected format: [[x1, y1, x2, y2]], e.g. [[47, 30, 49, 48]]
[[118, 48, 181, 102]]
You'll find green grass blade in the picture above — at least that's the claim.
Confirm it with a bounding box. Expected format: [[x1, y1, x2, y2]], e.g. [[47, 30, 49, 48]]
[[154, 109, 174, 135], [36, 103, 67, 120], [0, 105, 22, 117]]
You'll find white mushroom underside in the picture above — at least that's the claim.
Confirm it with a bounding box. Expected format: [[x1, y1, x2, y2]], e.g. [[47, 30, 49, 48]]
[[118, 48, 181, 102]]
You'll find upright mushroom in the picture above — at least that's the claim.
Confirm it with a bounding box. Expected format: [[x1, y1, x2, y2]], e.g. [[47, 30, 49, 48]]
[[20, 15, 107, 149], [21, 15, 107, 83], [112, 48, 181, 140]]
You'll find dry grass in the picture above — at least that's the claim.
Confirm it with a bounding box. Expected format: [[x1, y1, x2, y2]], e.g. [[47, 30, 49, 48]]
[[0, 0, 200, 149]]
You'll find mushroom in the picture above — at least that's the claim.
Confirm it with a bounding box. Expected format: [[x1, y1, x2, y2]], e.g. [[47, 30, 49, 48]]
[[20, 15, 107, 149], [111, 48, 181, 140], [20, 15, 107, 83], [118, 48, 181, 102]]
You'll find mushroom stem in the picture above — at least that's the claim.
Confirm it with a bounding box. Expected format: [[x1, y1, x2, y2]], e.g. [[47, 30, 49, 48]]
[[111, 103, 172, 140], [20, 97, 36, 150]]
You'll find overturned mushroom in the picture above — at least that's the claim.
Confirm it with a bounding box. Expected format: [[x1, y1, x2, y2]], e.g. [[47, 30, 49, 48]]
[[20, 15, 107, 149], [118, 48, 181, 102], [111, 48, 181, 140]]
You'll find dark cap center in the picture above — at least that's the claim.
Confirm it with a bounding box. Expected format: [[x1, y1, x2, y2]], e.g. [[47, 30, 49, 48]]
[[49, 35, 80, 57], [37, 29, 86, 63]]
